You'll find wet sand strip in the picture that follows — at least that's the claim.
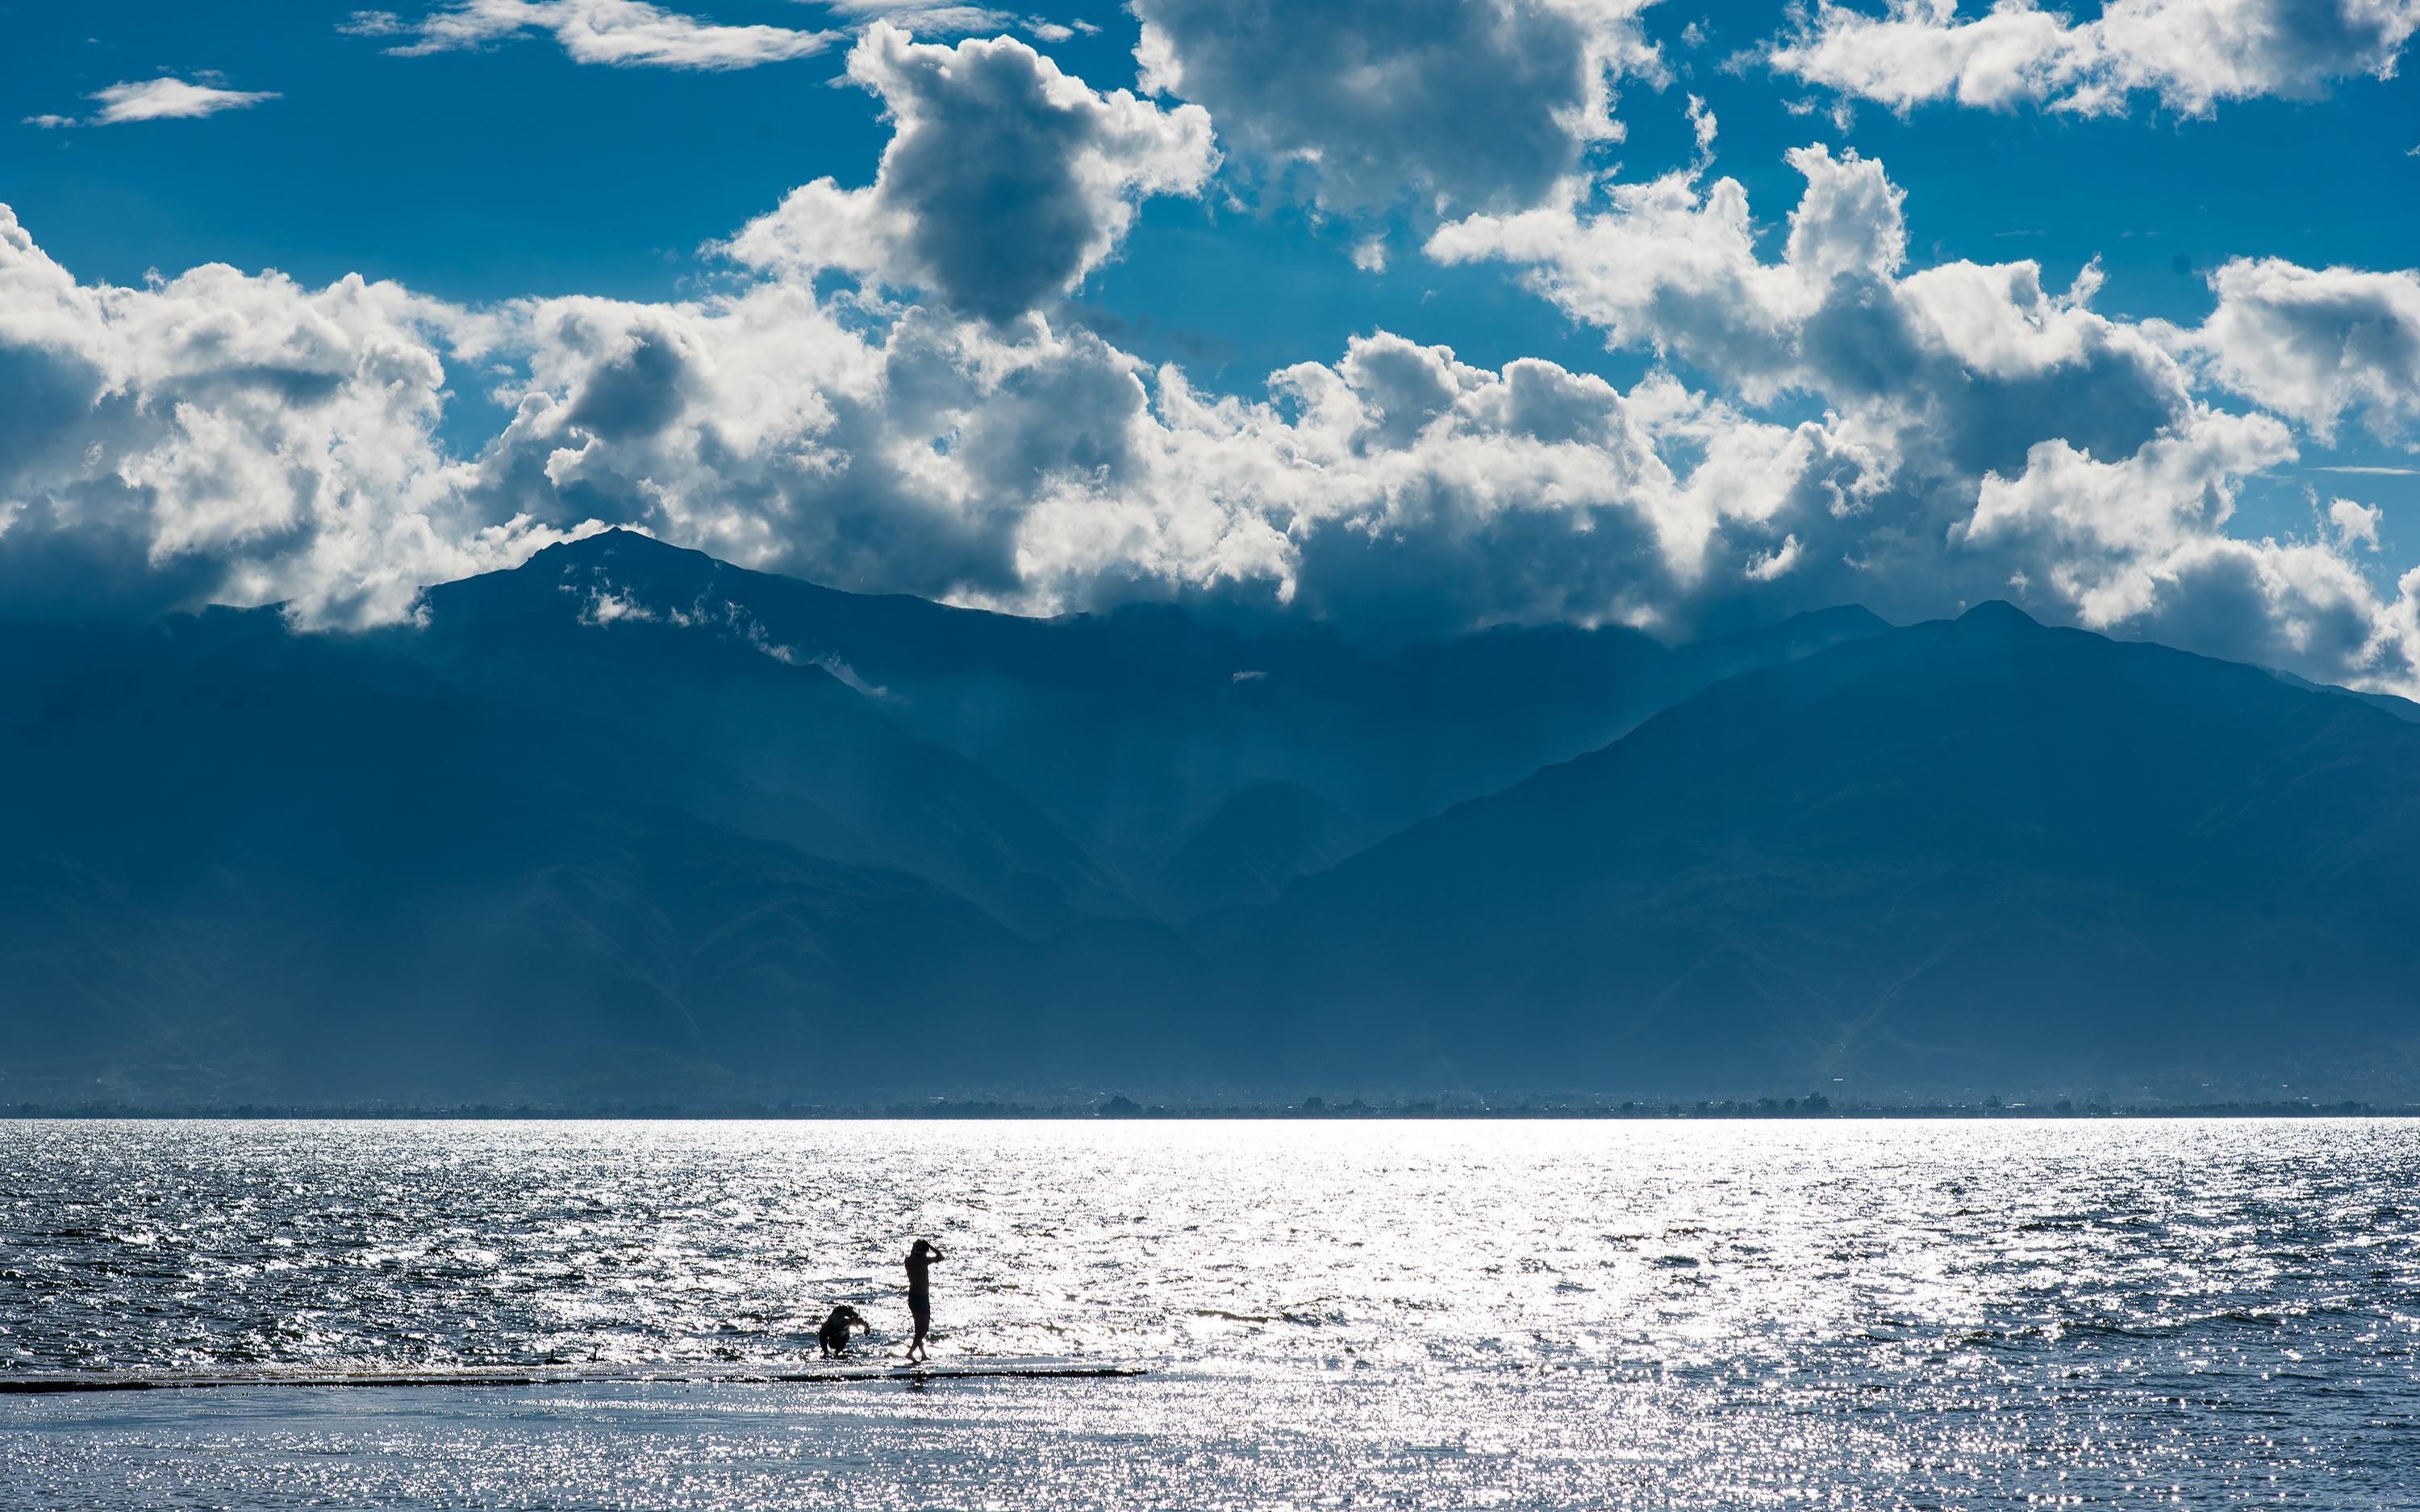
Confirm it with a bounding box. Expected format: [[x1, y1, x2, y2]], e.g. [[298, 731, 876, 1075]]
[[0, 1363, 1148, 1396]]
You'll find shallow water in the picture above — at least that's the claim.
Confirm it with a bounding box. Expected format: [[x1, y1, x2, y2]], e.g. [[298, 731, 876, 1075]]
[[4, 1118, 2418, 1507]]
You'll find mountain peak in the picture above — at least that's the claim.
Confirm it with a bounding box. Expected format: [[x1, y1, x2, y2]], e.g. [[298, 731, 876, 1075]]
[[532, 527, 711, 570], [1955, 598, 2041, 630]]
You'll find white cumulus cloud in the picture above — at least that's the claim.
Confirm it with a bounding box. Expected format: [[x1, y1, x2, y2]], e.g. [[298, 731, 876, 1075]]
[[1770, 0, 2420, 117], [1426, 141, 2420, 683], [2168, 257, 2420, 443], [1132, 0, 1666, 212], [723, 24, 1216, 323], [0, 205, 587, 627], [2330, 496, 2384, 549], [1969, 410, 2413, 674]]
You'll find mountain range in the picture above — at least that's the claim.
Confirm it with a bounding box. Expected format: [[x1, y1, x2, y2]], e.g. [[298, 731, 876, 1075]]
[[4, 530, 2416, 1106]]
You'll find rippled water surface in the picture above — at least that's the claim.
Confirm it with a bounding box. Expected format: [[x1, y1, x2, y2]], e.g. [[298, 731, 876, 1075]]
[[6, 1118, 2420, 1508]]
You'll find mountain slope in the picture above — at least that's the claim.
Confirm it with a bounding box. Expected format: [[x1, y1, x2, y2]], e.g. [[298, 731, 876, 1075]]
[[13, 550, 2420, 1106], [485, 530, 1888, 898], [1211, 602, 2420, 1094], [399, 552, 1142, 935], [1155, 780, 1371, 919], [0, 615, 1201, 1104]]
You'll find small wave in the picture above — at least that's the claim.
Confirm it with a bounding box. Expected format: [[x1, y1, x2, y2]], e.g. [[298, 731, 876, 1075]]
[[2056, 1319, 2178, 1341]]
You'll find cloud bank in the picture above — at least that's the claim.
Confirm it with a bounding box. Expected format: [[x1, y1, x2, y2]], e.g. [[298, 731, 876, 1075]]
[[1770, 0, 2420, 115], [0, 206, 582, 627], [3, 22, 2418, 697], [1424, 144, 2420, 679]]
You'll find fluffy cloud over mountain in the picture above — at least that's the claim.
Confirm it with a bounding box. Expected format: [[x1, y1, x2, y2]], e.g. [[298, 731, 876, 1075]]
[[1426, 141, 2420, 677], [2, 19, 2416, 694], [1769, 0, 2420, 115], [445, 286, 1859, 634], [1425, 143, 2195, 488], [0, 206, 579, 627]]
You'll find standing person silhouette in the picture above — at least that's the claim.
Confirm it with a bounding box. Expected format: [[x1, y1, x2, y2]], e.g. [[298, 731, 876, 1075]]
[[903, 1239, 945, 1363]]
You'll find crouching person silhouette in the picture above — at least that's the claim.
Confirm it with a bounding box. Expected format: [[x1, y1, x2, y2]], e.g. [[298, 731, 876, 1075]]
[[818, 1304, 870, 1358]]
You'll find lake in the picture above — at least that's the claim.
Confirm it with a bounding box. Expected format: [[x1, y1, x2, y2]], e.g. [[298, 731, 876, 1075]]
[[4, 1118, 2418, 1507]]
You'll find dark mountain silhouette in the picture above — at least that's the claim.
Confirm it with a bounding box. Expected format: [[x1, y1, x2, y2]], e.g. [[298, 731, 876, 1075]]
[[2, 533, 1859, 1103], [486, 531, 1886, 904], [0, 612, 1202, 1104], [6, 539, 2419, 1106], [394, 548, 1142, 937], [1204, 602, 2420, 1097]]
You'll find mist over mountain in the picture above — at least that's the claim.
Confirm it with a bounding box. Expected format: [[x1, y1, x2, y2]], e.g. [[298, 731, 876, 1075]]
[[3, 534, 2415, 1107]]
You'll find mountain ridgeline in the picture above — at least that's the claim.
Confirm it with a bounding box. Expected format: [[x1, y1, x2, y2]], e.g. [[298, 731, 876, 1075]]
[[3, 531, 2416, 1106]]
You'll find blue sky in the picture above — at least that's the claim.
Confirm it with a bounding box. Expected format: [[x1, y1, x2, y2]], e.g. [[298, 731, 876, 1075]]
[[3, 0, 2418, 685]]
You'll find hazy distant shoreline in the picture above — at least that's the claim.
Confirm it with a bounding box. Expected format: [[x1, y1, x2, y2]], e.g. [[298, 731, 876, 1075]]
[[6, 1098, 2405, 1121]]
